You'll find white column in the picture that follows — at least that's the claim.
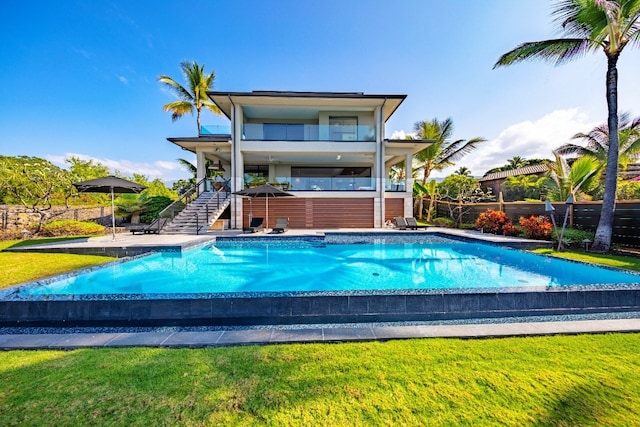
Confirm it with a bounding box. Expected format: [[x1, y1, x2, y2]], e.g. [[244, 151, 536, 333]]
[[374, 106, 384, 228], [196, 150, 206, 192], [232, 103, 244, 229], [405, 151, 414, 217]]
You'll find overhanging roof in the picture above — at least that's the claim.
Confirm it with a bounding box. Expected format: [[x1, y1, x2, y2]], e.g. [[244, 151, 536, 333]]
[[207, 90, 407, 122]]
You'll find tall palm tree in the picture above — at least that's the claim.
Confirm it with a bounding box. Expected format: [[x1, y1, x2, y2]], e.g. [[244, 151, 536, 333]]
[[158, 61, 222, 134], [411, 118, 485, 219], [556, 112, 640, 170], [413, 118, 486, 185], [494, 0, 640, 252]]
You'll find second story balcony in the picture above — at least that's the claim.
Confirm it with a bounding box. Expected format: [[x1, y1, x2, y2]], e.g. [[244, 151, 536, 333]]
[[243, 123, 376, 142]]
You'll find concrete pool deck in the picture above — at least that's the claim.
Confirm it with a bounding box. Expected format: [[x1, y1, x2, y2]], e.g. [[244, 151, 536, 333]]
[[4, 226, 552, 257], [1, 316, 640, 349]]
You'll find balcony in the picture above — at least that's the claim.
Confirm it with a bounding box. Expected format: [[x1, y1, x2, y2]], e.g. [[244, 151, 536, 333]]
[[200, 124, 231, 135], [241, 177, 408, 192], [242, 123, 376, 142]]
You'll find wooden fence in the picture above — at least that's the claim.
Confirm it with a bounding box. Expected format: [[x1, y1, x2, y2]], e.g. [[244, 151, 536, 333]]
[[435, 199, 640, 248]]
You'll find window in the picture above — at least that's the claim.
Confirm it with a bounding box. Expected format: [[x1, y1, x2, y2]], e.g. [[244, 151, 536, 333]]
[[329, 117, 358, 141], [263, 123, 304, 140]]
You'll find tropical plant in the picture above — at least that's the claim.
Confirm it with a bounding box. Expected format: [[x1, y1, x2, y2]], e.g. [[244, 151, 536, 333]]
[[412, 118, 486, 185], [475, 209, 510, 234], [519, 215, 554, 239], [454, 166, 472, 176], [546, 152, 601, 201], [158, 61, 222, 134], [556, 112, 640, 170], [494, 0, 640, 252], [503, 174, 548, 201], [484, 158, 548, 174], [411, 118, 486, 218]]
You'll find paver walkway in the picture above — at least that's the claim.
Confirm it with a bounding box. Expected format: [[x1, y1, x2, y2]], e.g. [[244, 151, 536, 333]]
[[2, 318, 639, 350]]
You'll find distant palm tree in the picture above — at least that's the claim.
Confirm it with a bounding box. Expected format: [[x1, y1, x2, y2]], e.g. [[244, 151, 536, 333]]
[[507, 156, 527, 170], [413, 118, 486, 185], [556, 112, 640, 171], [494, 0, 640, 252], [159, 61, 222, 134], [454, 166, 472, 176]]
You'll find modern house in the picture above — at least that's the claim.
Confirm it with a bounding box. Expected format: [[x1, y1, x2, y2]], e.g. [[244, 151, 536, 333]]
[[167, 90, 432, 231]]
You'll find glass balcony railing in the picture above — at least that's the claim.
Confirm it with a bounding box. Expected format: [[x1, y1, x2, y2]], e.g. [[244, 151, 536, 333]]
[[242, 176, 375, 191], [242, 124, 376, 142], [200, 124, 231, 135], [241, 177, 408, 192], [384, 178, 407, 192]]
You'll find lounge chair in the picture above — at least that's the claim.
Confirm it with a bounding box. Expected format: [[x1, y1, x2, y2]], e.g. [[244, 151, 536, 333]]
[[404, 217, 420, 230], [394, 217, 407, 230], [130, 217, 168, 235], [273, 217, 289, 233], [243, 217, 264, 233]]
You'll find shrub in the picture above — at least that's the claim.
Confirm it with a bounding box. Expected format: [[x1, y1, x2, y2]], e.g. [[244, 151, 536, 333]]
[[40, 220, 105, 237], [518, 215, 553, 240], [141, 196, 174, 223], [475, 209, 509, 234], [431, 217, 456, 227], [552, 227, 596, 249], [502, 222, 521, 237]]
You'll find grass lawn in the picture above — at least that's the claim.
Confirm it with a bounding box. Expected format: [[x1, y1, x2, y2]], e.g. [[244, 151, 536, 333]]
[[0, 239, 114, 289], [532, 248, 640, 272], [1, 334, 639, 425]]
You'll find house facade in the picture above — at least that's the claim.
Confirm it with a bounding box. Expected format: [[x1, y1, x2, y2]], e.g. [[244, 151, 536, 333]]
[[168, 91, 432, 230]]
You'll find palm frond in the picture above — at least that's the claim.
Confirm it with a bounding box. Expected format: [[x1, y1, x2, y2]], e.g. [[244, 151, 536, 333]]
[[494, 38, 594, 68]]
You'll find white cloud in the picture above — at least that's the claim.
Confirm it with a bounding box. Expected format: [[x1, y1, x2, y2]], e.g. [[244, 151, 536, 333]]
[[423, 108, 599, 177], [45, 153, 190, 182], [117, 75, 129, 85]]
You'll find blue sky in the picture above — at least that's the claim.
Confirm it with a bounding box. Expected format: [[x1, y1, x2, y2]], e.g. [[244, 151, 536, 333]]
[[1, 0, 639, 181]]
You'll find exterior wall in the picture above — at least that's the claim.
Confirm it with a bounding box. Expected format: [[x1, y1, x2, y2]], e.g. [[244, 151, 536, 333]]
[[242, 198, 374, 228]]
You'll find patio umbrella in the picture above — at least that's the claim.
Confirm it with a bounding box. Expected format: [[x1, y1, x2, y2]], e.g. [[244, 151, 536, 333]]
[[233, 183, 293, 231], [73, 175, 146, 240]]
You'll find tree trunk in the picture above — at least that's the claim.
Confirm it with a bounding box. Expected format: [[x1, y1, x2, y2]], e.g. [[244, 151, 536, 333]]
[[591, 54, 620, 253]]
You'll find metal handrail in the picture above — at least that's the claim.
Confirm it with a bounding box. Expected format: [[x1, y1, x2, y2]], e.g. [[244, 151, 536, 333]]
[[156, 177, 231, 233]]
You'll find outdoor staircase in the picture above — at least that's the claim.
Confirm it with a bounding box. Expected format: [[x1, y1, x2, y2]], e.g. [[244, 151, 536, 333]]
[[162, 190, 230, 235]]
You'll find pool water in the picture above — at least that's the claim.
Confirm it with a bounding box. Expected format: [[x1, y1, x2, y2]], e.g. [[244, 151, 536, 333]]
[[19, 238, 640, 296]]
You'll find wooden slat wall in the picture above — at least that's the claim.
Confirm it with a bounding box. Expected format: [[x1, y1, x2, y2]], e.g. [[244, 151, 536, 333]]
[[435, 200, 640, 247], [384, 199, 404, 221], [242, 198, 374, 229]]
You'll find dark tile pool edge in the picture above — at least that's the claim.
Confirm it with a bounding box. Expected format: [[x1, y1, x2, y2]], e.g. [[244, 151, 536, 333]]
[[2, 289, 639, 328]]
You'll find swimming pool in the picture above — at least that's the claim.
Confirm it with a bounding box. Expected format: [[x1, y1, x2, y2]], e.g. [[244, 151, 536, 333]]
[[2, 234, 640, 327], [16, 236, 640, 295]]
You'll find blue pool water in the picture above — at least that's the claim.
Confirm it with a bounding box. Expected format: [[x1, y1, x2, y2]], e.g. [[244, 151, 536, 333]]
[[17, 237, 640, 296]]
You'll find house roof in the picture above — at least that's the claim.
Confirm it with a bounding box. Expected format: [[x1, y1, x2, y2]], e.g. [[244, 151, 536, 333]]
[[479, 164, 550, 182], [207, 90, 407, 122]]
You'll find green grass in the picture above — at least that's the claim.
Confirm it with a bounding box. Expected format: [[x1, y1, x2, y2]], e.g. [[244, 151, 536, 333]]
[[532, 248, 640, 272], [1, 334, 640, 425], [0, 239, 114, 289]]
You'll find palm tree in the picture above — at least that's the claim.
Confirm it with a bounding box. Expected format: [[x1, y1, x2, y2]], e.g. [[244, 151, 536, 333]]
[[494, 0, 640, 252], [556, 112, 640, 170], [411, 118, 486, 218], [413, 118, 486, 184], [546, 151, 601, 201], [507, 156, 527, 170], [158, 61, 222, 134], [454, 166, 472, 176]]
